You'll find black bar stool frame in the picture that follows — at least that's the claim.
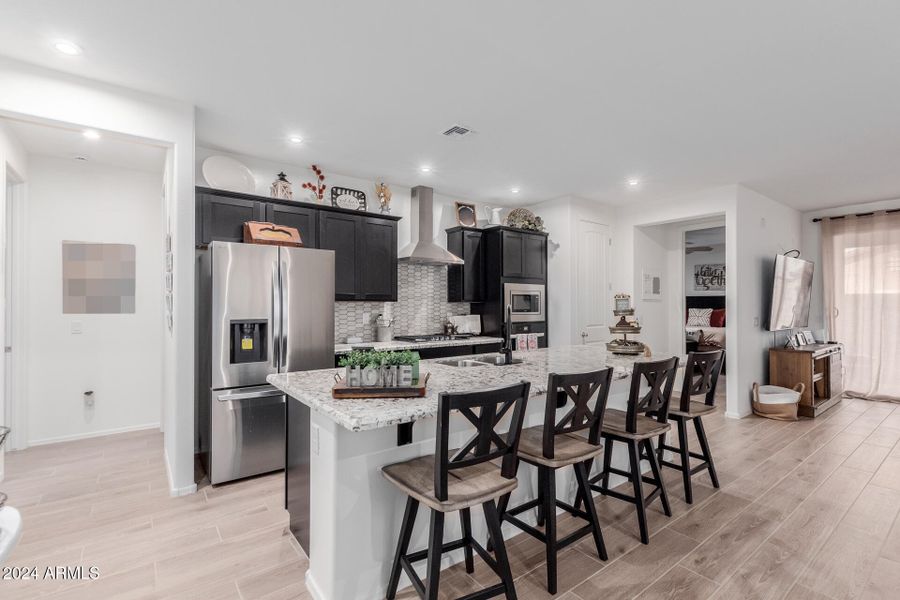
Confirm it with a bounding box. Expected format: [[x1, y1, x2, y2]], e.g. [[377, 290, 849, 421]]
[[656, 350, 724, 504], [384, 381, 531, 600], [578, 356, 679, 545], [497, 368, 613, 594]]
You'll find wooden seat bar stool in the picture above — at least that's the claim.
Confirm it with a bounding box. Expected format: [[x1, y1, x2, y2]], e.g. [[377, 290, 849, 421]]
[[657, 350, 724, 504], [496, 368, 613, 594], [382, 381, 531, 600], [577, 356, 680, 545]]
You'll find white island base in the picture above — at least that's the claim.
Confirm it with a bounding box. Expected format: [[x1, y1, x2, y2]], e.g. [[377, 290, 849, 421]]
[[269, 346, 681, 600]]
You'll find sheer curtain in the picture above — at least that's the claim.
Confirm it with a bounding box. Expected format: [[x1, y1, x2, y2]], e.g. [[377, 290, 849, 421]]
[[822, 211, 900, 400]]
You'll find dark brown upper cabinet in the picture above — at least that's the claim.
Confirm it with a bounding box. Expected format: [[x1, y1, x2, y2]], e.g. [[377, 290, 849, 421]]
[[446, 227, 485, 302], [196, 187, 399, 301], [499, 228, 547, 280]]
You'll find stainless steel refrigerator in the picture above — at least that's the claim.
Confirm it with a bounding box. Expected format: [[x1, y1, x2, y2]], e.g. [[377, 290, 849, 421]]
[[197, 241, 334, 485]]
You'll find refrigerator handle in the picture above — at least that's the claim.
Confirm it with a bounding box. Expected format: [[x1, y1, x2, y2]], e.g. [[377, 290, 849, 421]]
[[280, 260, 288, 369], [272, 263, 281, 369]]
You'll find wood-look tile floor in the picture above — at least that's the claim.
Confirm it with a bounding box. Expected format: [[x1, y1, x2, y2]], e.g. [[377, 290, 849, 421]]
[[2, 388, 900, 599]]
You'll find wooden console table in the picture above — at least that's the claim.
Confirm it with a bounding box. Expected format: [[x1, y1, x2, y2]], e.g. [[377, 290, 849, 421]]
[[769, 343, 844, 417]]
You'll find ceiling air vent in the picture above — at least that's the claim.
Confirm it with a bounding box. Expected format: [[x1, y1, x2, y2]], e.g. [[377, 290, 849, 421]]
[[441, 124, 473, 138]]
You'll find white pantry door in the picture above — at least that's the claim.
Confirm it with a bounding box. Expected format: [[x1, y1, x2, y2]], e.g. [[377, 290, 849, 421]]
[[575, 220, 611, 344]]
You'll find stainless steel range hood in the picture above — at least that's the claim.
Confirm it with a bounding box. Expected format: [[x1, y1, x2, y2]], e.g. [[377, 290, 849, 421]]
[[398, 186, 464, 265]]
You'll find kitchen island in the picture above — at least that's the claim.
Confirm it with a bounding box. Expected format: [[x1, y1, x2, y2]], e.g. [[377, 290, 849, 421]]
[[268, 344, 676, 600]]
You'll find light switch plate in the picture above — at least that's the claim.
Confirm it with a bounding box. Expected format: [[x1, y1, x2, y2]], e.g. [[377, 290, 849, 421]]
[[71, 322, 83, 334]]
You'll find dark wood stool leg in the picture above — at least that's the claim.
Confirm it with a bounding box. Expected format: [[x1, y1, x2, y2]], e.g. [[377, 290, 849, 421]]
[[676, 418, 693, 504], [424, 509, 444, 600], [536, 466, 546, 527], [693, 416, 719, 488], [460, 508, 474, 574], [601, 437, 613, 492], [644, 439, 672, 517], [488, 491, 512, 553], [628, 439, 649, 544], [657, 431, 667, 464], [484, 499, 518, 600], [541, 466, 558, 594], [574, 460, 607, 561], [386, 497, 419, 600], [573, 459, 590, 512]]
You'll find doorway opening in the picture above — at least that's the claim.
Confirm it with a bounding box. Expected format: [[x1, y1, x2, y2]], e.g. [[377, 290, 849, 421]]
[[684, 225, 727, 362]]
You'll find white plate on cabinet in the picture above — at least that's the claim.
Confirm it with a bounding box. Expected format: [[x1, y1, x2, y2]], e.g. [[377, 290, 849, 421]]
[[201, 156, 256, 193]]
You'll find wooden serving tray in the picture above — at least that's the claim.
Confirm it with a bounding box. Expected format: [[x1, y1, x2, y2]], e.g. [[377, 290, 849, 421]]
[[332, 373, 430, 399]]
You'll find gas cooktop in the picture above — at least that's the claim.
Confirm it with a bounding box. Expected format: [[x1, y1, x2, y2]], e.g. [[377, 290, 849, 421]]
[[392, 333, 477, 343]]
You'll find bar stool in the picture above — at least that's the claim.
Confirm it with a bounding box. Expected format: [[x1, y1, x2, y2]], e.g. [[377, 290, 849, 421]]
[[495, 368, 613, 594], [657, 350, 724, 504], [382, 381, 531, 600], [579, 357, 679, 545]]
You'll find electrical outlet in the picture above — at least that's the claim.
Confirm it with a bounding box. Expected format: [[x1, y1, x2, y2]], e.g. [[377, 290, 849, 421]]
[[71, 322, 83, 334], [312, 424, 320, 455], [361, 311, 370, 325], [753, 317, 760, 327]]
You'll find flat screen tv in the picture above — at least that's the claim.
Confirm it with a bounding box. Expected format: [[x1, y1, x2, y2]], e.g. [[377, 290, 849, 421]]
[[768, 254, 814, 331]]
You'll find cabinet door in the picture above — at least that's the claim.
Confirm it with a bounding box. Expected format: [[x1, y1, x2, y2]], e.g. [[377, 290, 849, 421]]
[[828, 351, 843, 400], [318, 212, 360, 300], [265, 204, 318, 247], [522, 233, 546, 279], [502, 231, 524, 278], [462, 231, 484, 301], [199, 194, 264, 244], [359, 217, 397, 301]]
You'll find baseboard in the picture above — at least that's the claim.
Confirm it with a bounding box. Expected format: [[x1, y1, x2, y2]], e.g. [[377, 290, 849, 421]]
[[28, 423, 160, 446], [164, 447, 197, 497], [305, 569, 326, 600]]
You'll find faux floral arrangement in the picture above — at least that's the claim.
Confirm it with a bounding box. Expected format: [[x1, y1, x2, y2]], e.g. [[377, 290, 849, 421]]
[[301, 164, 326, 202], [505, 207, 545, 232], [338, 349, 421, 387]]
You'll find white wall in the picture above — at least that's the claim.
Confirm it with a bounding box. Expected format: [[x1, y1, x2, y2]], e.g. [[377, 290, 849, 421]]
[[802, 197, 900, 340], [0, 120, 28, 479], [0, 57, 196, 495], [732, 186, 802, 416], [24, 156, 163, 444], [612, 184, 801, 417], [528, 196, 615, 347]]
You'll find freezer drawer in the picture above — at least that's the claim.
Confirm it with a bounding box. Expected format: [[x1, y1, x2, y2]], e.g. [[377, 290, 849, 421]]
[[210, 385, 286, 485]]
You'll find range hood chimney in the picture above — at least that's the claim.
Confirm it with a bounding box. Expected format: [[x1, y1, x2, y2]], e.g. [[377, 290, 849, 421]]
[[398, 186, 464, 266]]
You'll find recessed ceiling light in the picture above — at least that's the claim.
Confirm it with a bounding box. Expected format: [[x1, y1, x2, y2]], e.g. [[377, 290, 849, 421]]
[[419, 165, 432, 173], [53, 40, 83, 56], [627, 178, 640, 187], [288, 135, 303, 144], [510, 188, 520, 194], [82, 129, 100, 140]]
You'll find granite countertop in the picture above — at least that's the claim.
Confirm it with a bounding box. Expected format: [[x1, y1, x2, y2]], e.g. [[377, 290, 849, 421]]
[[268, 344, 670, 432], [334, 336, 504, 355]]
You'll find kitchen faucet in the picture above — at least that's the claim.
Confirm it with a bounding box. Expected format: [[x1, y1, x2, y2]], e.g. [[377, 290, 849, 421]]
[[500, 304, 513, 365]]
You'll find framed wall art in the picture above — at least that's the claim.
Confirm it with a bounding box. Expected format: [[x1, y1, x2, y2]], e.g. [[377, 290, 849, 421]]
[[455, 201, 477, 227]]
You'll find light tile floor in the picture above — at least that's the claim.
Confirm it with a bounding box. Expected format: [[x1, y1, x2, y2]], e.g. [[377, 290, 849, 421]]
[[2, 387, 899, 599]]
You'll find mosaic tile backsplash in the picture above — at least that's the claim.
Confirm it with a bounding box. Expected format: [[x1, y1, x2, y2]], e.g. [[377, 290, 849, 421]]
[[334, 263, 470, 342]]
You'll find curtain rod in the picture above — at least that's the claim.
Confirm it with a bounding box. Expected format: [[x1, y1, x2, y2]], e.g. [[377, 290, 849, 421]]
[[811, 207, 900, 223]]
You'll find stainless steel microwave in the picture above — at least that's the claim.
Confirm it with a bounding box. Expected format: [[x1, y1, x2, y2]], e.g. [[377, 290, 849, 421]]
[[504, 283, 545, 322]]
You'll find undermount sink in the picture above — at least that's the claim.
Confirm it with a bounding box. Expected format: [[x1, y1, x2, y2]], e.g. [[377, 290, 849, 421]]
[[436, 353, 524, 367]]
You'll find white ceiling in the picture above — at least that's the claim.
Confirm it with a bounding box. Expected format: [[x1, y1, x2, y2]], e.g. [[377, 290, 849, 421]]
[[2, 117, 167, 172], [2, 1, 900, 210]]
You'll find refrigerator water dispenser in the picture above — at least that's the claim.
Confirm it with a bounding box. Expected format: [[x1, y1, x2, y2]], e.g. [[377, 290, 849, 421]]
[[230, 319, 268, 364]]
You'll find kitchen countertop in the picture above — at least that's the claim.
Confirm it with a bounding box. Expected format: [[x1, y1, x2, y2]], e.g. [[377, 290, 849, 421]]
[[268, 344, 666, 432], [333, 336, 503, 354]]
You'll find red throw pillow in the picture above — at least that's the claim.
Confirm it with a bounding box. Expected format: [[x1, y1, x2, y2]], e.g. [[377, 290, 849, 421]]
[[710, 308, 726, 328]]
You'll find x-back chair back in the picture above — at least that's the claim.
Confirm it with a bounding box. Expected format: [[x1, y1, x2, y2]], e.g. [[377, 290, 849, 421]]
[[627, 356, 680, 431], [542, 368, 613, 459], [434, 381, 531, 502], [678, 350, 724, 412]]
